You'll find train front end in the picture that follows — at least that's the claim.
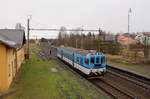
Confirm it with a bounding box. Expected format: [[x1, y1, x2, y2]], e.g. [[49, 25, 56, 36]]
[[83, 52, 107, 76]]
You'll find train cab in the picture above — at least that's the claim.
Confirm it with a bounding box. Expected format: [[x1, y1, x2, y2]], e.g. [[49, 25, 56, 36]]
[[83, 52, 106, 75]]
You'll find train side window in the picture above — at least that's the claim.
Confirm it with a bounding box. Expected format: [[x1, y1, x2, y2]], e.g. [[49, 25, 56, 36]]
[[91, 57, 94, 64], [76, 57, 80, 63], [80, 58, 83, 64], [85, 58, 89, 65]]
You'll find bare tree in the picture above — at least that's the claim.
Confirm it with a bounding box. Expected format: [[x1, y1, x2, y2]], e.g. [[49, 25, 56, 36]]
[[59, 26, 67, 39], [87, 32, 92, 39]]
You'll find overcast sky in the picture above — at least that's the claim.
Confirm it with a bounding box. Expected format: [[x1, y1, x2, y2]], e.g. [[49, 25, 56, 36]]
[[0, 0, 150, 38]]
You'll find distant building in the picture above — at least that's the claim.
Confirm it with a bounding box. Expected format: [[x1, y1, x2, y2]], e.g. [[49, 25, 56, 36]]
[[116, 33, 137, 45], [0, 29, 26, 92], [136, 32, 150, 45], [142, 32, 150, 37]]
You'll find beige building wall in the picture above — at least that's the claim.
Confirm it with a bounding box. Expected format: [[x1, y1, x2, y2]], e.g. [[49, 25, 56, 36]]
[[0, 43, 25, 92], [17, 47, 24, 70], [6, 48, 16, 87], [0, 44, 7, 92]]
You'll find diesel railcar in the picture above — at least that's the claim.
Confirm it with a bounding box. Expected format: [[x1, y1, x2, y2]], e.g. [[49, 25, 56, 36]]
[[57, 47, 106, 76]]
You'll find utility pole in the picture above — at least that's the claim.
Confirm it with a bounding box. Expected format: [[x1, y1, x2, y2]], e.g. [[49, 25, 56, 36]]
[[27, 18, 30, 59], [128, 12, 130, 34], [81, 25, 84, 49], [127, 8, 132, 52]]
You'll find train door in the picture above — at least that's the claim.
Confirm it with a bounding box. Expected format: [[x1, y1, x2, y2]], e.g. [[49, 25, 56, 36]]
[[61, 50, 63, 59]]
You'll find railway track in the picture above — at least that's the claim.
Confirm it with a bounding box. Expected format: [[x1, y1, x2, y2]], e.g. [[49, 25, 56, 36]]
[[90, 79, 135, 99], [105, 66, 150, 99], [38, 43, 150, 99], [108, 65, 150, 86], [107, 65, 150, 86], [107, 70, 150, 91]]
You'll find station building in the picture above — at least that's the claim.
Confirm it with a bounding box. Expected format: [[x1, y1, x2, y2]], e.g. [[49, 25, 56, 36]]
[[0, 29, 26, 92]]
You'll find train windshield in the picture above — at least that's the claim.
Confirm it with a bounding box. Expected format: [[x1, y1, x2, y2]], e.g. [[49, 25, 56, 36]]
[[96, 57, 100, 63], [91, 56, 94, 64]]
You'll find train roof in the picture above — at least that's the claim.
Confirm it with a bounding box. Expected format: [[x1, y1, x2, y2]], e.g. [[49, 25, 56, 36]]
[[58, 47, 103, 56]]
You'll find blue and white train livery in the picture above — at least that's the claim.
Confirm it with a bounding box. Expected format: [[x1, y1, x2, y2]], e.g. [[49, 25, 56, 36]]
[[57, 47, 107, 76]]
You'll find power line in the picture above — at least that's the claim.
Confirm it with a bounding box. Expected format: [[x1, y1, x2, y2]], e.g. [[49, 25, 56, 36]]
[[30, 28, 99, 32]]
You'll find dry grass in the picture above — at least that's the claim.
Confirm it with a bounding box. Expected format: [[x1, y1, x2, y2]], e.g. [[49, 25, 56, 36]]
[[106, 54, 150, 77]]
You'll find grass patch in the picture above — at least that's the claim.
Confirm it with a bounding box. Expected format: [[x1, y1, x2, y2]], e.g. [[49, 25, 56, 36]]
[[5, 48, 107, 99]]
